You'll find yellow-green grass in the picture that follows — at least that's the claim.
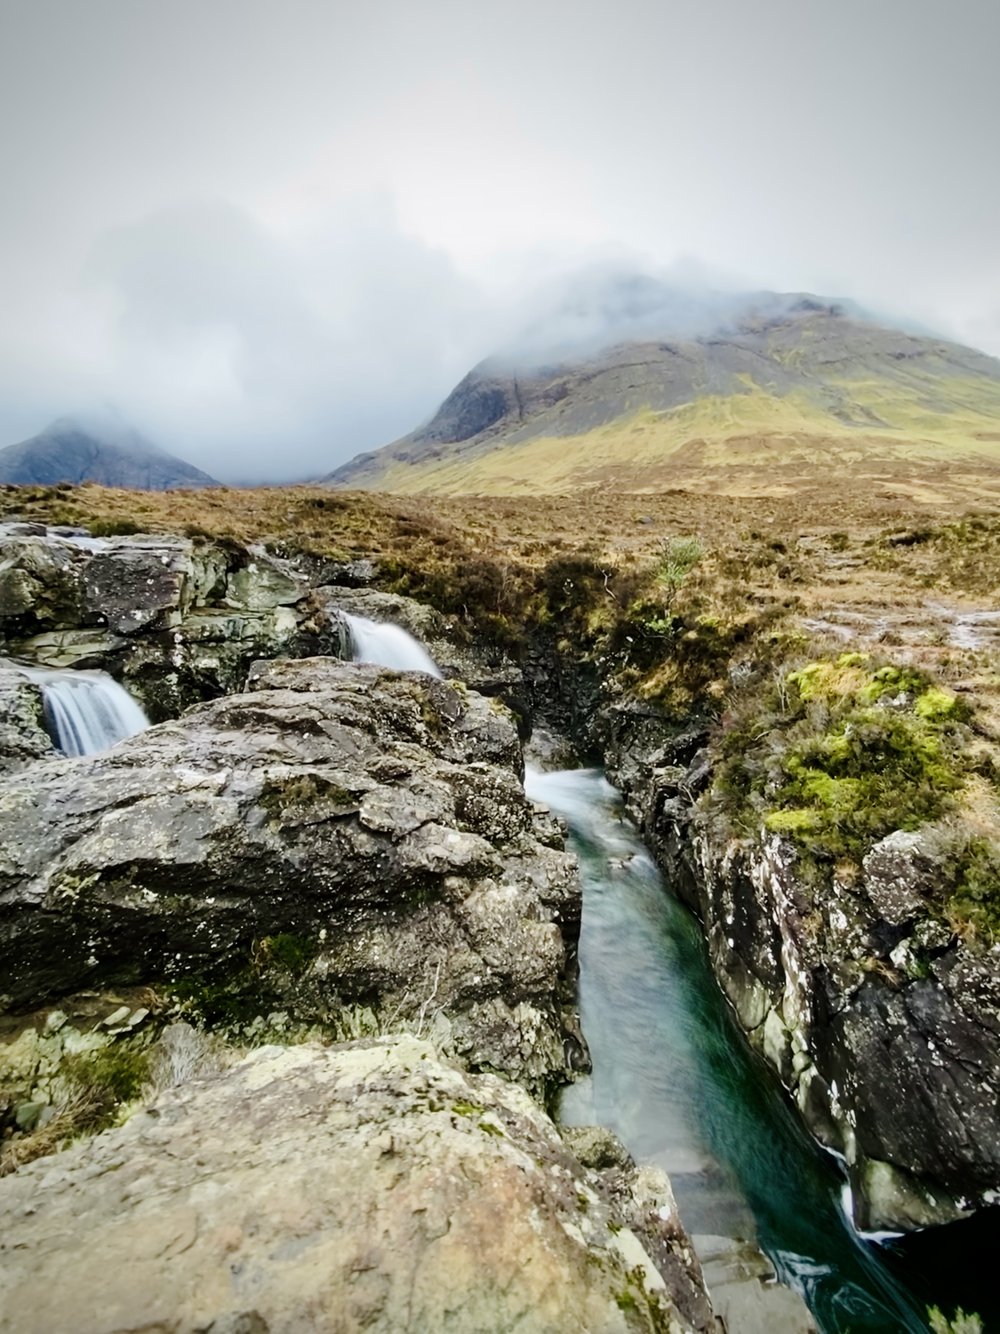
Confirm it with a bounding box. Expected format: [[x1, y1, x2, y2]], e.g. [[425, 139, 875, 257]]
[[369, 378, 1000, 496]]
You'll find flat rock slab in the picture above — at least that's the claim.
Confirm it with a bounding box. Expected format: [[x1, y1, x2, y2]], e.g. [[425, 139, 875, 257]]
[[0, 1037, 714, 1334]]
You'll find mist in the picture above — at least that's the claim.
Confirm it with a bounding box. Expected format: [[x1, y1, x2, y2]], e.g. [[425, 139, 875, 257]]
[[1, 0, 998, 482]]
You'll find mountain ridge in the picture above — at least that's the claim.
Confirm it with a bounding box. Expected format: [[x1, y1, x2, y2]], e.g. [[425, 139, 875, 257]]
[[326, 301, 1000, 497]]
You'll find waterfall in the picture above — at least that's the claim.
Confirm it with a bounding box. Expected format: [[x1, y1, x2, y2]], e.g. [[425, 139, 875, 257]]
[[29, 669, 150, 757], [340, 611, 441, 677]]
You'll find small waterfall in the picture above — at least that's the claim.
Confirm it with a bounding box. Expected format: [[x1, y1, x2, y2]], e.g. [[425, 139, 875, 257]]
[[29, 669, 150, 757], [341, 611, 441, 677]]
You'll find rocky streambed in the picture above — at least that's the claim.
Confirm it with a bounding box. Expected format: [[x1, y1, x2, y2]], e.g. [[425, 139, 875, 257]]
[[2, 520, 998, 1330], [0, 528, 719, 1331]]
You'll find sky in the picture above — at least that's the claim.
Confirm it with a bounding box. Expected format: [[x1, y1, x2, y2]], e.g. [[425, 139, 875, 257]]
[[1, 0, 998, 482]]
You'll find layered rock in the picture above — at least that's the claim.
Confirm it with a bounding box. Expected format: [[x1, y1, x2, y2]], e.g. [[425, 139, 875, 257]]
[[0, 525, 339, 717], [597, 703, 1000, 1231], [0, 1036, 716, 1334], [0, 659, 582, 1095]]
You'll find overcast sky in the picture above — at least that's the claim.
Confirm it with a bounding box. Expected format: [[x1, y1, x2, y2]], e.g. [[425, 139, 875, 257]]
[[1, 0, 998, 482]]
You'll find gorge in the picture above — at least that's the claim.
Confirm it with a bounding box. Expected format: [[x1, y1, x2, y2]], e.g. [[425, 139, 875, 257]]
[[1, 501, 998, 1332]]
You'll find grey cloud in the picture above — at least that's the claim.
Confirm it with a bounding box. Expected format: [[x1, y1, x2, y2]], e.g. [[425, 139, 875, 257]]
[[0, 0, 997, 480]]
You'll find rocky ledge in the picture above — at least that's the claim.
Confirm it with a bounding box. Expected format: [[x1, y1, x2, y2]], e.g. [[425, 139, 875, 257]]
[[0, 1034, 715, 1334], [0, 524, 339, 717], [0, 658, 582, 1097], [599, 703, 1000, 1232]]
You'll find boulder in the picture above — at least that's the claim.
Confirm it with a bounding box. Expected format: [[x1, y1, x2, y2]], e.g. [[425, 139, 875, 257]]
[[0, 660, 582, 1095], [0, 1037, 715, 1334], [862, 829, 939, 924]]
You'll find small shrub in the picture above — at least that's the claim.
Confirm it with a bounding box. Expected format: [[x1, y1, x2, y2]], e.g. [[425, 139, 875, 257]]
[[657, 536, 703, 590], [88, 518, 143, 537]]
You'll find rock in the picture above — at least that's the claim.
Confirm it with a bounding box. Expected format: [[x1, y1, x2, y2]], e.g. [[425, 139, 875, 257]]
[[0, 531, 343, 718], [0, 659, 582, 1095], [863, 829, 939, 923], [693, 1234, 816, 1334], [0, 665, 53, 772], [598, 703, 1000, 1230], [561, 1122, 634, 1171], [0, 1037, 715, 1334], [13, 1100, 44, 1132]]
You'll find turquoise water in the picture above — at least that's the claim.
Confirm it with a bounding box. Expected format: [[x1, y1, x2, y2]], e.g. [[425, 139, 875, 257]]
[[527, 767, 933, 1333]]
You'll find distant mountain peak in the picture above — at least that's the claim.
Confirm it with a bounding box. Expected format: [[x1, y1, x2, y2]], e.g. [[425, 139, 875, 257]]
[[0, 416, 218, 491]]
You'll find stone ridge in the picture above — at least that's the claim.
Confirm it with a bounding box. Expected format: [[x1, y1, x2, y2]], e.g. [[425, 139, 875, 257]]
[[0, 1036, 716, 1334]]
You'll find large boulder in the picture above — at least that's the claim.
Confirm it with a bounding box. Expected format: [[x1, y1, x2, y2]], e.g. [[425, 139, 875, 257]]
[[0, 527, 340, 717], [0, 1036, 715, 1334], [0, 660, 582, 1095]]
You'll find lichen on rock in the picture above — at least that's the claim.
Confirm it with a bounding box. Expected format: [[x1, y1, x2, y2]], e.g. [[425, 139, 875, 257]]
[[0, 1037, 716, 1334]]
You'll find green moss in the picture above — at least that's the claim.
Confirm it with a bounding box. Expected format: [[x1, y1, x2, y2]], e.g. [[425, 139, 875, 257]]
[[60, 1043, 150, 1131], [915, 685, 967, 722], [451, 1101, 485, 1117], [172, 931, 320, 1028], [721, 655, 972, 863], [257, 933, 316, 974], [764, 808, 823, 835], [946, 838, 1000, 939]]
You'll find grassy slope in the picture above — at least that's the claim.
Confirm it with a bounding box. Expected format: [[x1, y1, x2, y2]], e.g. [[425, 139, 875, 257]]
[[368, 374, 1000, 496]]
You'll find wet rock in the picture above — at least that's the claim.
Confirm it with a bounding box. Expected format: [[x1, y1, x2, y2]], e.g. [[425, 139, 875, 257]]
[[0, 660, 581, 1094], [0, 530, 342, 718], [0, 665, 53, 772], [0, 1037, 715, 1334]]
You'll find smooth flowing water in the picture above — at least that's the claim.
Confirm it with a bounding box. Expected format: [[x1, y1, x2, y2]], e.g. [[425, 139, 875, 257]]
[[27, 668, 149, 756], [342, 611, 442, 677], [526, 766, 933, 1334]]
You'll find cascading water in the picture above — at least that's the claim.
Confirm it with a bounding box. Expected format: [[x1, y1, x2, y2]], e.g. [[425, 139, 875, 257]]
[[28, 669, 149, 757], [525, 766, 935, 1334], [340, 611, 442, 677]]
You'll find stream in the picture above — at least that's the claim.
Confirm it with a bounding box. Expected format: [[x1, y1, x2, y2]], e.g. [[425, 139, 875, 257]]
[[340, 613, 994, 1331], [526, 766, 963, 1334]]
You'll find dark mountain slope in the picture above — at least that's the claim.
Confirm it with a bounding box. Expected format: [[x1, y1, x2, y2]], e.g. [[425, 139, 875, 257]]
[[0, 418, 217, 490]]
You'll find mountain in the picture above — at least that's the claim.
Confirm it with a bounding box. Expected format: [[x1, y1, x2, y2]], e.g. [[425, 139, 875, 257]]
[[327, 298, 1000, 497], [0, 416, 218, 490]]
